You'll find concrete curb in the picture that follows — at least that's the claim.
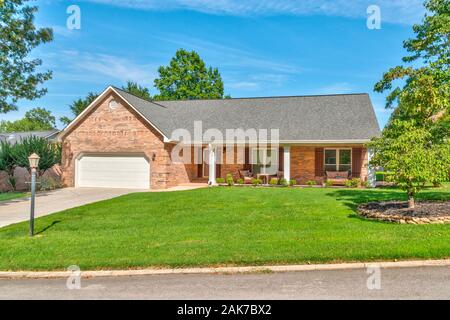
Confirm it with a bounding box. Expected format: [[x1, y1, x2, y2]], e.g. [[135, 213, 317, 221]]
[[0, 259, 449, 279]]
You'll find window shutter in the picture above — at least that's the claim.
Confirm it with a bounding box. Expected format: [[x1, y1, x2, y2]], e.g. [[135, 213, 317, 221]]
[[315, 148, 324, 176], [278, 147, 284, 171], [352, 148, 363, 178], [197, 147, 203, 177], [244, 147, 251, 170]]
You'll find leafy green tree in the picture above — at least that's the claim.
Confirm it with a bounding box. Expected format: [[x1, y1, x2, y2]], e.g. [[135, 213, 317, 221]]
[[0, 140, 17, 190], [11, 136, 61, 176], [122, 81, 152, 100], [0, 0, 53, 113], [369, 120, 450, 208], [60, 92, 98, 126], [154, 49, 225, 100], [0, 107, 56, 132], [370, 0, 450, 207]]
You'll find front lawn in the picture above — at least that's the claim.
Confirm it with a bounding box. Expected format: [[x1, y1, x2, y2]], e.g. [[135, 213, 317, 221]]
[[0, 192, 27, 202], [0, 184, 449, 271]]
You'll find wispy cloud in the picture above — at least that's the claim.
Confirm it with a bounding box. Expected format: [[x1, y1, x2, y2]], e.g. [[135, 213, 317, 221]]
[[84, 0, 425, 24], [55, 50, 157, 85], [313, 82, 355, 94]]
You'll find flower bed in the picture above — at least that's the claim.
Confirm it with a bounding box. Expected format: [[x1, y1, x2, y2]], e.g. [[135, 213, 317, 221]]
[[358, 201, 450, 224]]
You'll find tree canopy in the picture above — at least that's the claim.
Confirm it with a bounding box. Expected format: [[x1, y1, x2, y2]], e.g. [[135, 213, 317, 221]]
[[153, 49, 225, 100], [369, 0, 450, 208], [60, 92, 98, 126], [0, 107, 56, 132], [0, 0, 53, 113], [122, 81, 152, 100]]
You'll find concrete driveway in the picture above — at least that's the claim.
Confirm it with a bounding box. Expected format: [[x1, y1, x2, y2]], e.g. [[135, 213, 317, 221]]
[[0, 188, 144, 228]]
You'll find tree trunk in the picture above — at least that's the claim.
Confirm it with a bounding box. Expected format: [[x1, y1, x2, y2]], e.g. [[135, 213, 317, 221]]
[[408, 196, 415, 209]]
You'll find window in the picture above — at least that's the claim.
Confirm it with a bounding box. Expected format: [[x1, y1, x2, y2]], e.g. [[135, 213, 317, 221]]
[[324, 149, 351, 172], [251, 148, 278, 175]]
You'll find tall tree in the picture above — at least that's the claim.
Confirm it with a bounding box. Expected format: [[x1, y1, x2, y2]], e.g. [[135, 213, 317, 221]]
[[60, 92, 98, 126], [369, 0, 450, 208], [0, 107, 56, 132], [0, 0, 53, 113], [154, 49, 224, 100], [122, 81, 152, 100]]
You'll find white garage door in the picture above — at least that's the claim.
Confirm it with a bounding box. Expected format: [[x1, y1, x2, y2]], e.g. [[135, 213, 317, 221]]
[[77, 154, 150, 189]]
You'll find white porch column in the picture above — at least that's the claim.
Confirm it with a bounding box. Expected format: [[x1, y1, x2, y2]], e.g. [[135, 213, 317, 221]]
[[283, 146, 290, 181], [367, 148, 376, 187], [208, 144, 216, 185]]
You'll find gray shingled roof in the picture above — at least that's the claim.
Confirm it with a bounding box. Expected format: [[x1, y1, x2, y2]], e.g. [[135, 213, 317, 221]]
[[113, 87, 381, 142], [0, 130, 60, 144]]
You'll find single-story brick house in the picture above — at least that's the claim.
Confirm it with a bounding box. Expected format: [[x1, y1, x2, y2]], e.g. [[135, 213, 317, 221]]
[[59, 86, 380, 189]]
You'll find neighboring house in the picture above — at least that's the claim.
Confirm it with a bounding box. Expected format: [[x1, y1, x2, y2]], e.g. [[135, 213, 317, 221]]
[[0, 130, 60, 145], [58, 86, 381, 189]]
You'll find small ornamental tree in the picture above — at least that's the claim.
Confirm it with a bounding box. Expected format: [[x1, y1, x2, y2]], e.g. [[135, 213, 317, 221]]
[[11, 136, 61, 176], [0, 140, 17, 190], [369, 120, 450, 208]]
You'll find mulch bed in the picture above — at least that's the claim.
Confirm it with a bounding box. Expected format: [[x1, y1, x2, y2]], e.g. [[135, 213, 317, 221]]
[[358, 201, 450, 224]]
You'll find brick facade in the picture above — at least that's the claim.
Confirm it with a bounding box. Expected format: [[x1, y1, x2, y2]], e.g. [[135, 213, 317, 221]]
[[61, 93, 369, 189], [61, 93, 197, 189]]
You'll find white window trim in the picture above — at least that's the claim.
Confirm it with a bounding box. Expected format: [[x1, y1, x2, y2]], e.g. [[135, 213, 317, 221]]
[[250, 147, 279, 175], [324, 148, 352, 172]]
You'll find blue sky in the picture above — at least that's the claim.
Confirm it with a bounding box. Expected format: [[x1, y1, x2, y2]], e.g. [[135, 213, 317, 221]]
[[3, 0, 427, 129]]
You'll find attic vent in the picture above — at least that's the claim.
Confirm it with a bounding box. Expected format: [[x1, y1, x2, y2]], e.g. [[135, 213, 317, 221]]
[[109, 99, 119, 110]]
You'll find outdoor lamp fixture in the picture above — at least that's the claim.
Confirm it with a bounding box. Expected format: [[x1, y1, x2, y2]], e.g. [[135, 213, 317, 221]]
[[28, 153, 40, 237]]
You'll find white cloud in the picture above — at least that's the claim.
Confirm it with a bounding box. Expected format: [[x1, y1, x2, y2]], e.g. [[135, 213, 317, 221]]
[[313, 82, 355, 94], [83, 0, 426, 24], [57, 50, 157, 85]]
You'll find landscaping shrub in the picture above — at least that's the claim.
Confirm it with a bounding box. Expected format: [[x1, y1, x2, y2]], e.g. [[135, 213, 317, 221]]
[[269, 178, 278, 186], [236, 178, 244, 184], [289, 179, 296, 186], [306, 180, 316, 187], [226, 174, 234, 186], [10, 136, 61, 176], [279, 178, 288, 187], [345, 178, 361, 188], [251, 178, 262, 186], [216, 177, 225, 184], [325, 180, 333, 187], [0, 141, 16, 190], [38, 176, 61, 191]]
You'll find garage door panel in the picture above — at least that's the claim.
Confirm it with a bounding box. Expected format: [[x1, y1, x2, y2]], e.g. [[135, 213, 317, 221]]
[[77, 155, 150, 189]]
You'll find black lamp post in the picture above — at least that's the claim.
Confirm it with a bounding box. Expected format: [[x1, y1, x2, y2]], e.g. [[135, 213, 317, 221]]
[[28, 153, 40, 237]]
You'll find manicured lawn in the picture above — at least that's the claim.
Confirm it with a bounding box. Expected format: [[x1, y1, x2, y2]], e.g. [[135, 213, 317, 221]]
[[0, 192, 27, 202], [0, 184, 449, 271]]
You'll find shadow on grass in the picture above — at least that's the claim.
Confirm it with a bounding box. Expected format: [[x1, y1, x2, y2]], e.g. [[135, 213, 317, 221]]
[[35, 220, 61, 235], [326, 187, 450, 214]]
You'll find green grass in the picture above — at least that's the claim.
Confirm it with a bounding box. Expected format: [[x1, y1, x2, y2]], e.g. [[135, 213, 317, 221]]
[[0, 192, 27, 202], [0, 184, 449, 271]]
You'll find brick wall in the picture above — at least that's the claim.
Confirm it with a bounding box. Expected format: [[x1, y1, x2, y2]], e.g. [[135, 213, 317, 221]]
[[61, 92, 196, 189]]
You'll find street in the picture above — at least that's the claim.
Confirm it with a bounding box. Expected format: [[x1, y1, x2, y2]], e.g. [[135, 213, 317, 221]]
[[0, 266, 449, 299]]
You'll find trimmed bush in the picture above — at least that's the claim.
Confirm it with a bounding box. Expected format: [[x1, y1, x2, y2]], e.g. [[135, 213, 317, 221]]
[[289, 179, 296, 186], [226, 174, 234, 186], [325, 180, 333, 187], [279, 178, 288, 187], [269, 178, 278, 185], [345, 178, 361, 188], [216, 177, 225, 184], [236, 178, 244, 184], [251, 178, 262, 186], [306, 180, 316, 187]]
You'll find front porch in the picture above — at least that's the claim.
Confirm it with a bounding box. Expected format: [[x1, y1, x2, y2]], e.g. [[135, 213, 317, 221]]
[[194, 144, 373, 186]]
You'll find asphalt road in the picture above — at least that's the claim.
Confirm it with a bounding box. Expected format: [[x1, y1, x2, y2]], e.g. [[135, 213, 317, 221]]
[[0, 266, 449, 300]]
